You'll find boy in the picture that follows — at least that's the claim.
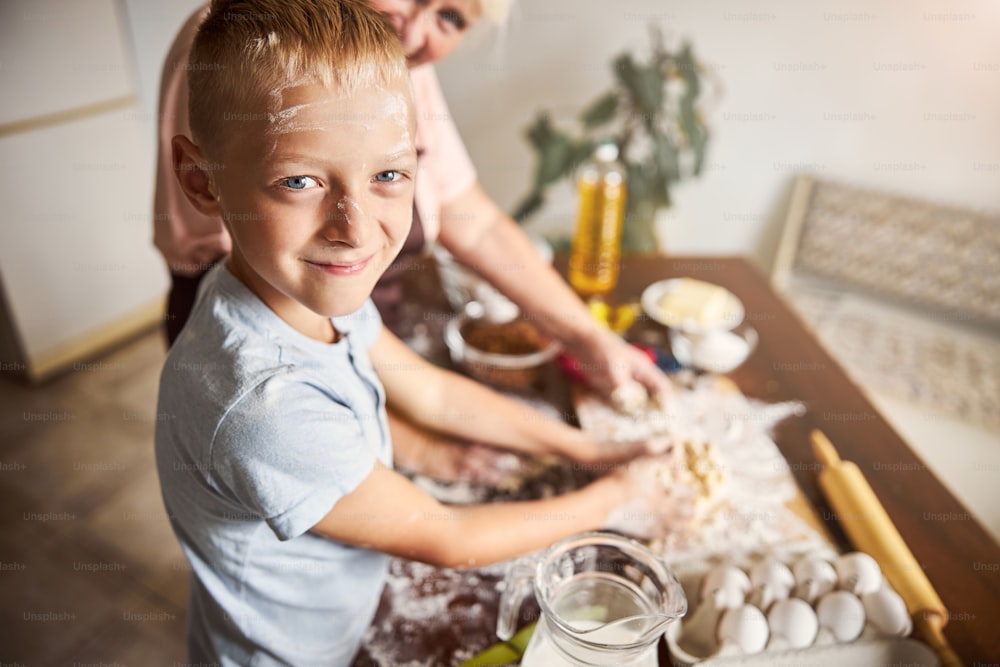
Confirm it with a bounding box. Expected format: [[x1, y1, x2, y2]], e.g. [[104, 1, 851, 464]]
[[156, 0, 684, 664]]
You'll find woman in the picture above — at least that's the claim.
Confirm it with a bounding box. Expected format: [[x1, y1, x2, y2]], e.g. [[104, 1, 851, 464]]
[[154, 0, 670, 415]]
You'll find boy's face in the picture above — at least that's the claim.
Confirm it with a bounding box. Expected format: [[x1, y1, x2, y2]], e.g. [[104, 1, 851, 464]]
[[213, 79, 417, 338]]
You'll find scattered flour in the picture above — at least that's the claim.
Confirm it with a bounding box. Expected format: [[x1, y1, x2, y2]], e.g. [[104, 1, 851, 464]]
[[575, 375, 828, 575], [357, 375, 828, 665]]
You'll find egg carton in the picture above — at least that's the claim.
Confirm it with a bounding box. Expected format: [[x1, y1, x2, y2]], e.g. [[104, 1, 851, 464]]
[[664, 551, 941, 667], [666, 636, 940, 667]]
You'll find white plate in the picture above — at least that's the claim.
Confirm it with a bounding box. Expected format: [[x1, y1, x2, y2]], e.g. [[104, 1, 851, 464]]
[[641, 279, 745, 333]]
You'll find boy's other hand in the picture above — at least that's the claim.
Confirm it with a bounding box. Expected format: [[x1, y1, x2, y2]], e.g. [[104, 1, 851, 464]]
[[602, 454, 696, 541], [433, 442, 542, 488], [576, 434, 673, 467], [390, 412, 545, 487]]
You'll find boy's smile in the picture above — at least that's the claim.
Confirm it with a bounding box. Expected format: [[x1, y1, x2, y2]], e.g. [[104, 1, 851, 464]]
[[210, 79, 417, 341]]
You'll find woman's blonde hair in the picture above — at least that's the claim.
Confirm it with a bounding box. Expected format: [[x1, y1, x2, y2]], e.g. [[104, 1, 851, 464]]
[[187, 0, 409, 158], [478, 0, 512, 25]]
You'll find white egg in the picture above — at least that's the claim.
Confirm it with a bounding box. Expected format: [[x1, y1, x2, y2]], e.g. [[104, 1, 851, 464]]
[[834, 551, 883, 595], [792, 556, 837, 604], [700, 565, 751, 609], [717, 604, 770, 654], [862, 586, 912, 636], [750, 558, 795, 592], [747, 558, 795, 610], [767, 597, 819, 649], [816, 590, 866, 642]]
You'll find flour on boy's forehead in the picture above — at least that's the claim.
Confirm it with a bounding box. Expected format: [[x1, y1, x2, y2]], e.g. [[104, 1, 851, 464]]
[[384, 90, 411, 129], [266, 103, 314, 134], [263, 86, 412, 137], [265, 102, 372, 135]]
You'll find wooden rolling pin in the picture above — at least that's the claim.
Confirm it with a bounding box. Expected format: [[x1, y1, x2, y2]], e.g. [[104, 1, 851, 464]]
[[810, 429, 964, 667]]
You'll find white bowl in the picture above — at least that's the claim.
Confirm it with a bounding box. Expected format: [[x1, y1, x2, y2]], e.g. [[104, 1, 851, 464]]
[[669, 322, 758, 374], [641, 279, 744, 333]]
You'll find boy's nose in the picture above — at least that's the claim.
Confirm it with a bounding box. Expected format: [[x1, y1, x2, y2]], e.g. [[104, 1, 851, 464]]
[[321, 196, 372, 247]]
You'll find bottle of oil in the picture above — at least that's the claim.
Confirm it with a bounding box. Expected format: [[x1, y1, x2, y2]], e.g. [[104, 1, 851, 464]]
[[568, 142, 627, 298]]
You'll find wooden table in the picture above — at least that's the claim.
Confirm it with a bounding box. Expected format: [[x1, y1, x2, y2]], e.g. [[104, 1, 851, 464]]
[[356, 254, 1000, 665]]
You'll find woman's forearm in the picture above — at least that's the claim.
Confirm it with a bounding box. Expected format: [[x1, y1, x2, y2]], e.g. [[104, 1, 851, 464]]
[[437, 182, 671, 403]]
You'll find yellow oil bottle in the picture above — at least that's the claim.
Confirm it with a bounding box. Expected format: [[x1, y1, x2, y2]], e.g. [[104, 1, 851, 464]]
[[568, 143, 627, 298]]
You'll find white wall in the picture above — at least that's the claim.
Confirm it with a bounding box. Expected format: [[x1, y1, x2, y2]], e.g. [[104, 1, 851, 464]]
[[435, 0, 1000, 269], [0, 0, 171, 377], [2, 0, 995, 375]]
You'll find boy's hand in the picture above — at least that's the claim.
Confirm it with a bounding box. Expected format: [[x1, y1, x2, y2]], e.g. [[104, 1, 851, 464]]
[[393, 425, 537, 488], [568, 431, 674, 468], [582, 435, 673, 466], [602, 454, 697, 540], [439, 443, 543, 488]]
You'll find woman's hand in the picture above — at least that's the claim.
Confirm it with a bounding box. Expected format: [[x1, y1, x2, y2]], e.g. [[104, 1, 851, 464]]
[[569, 328, 673, 412], [437, 188, 672, 411]]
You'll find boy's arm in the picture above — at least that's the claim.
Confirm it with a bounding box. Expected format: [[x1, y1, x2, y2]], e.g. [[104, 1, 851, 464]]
[[372, 326, 630, 464], [311, 461, 628, 568]]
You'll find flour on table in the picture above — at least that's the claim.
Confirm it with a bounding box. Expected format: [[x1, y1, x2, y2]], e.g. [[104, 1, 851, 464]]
[[575, 375, 828, 574], [359, 559, 509, 667]]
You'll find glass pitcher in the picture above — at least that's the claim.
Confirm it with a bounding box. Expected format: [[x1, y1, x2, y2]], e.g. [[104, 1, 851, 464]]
[[496, 532, 687, 666]]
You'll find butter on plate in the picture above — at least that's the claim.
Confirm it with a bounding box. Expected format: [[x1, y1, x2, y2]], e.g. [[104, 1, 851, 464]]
[[656, 278, 731, 328]]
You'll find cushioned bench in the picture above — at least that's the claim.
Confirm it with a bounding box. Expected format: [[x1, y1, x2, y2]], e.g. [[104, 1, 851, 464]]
[[771, 175, 1000, 431]]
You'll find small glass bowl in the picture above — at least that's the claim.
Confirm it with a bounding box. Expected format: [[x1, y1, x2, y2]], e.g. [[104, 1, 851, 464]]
[[444, 312, 561, 390], [669, 322, 758, 374]]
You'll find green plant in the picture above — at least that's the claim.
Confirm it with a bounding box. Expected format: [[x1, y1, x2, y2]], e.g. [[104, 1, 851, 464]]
[[513, 27, 711, 252]]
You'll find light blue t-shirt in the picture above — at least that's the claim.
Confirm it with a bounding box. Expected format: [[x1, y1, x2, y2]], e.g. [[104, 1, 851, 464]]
[[155, 265, 392, 666]]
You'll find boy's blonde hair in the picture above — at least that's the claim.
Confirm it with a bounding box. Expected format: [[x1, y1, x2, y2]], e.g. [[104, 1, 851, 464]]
[[187, 0, 409, 158]]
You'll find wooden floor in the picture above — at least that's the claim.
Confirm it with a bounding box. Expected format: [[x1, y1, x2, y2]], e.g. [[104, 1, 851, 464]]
[[0, 330, 187, 664]]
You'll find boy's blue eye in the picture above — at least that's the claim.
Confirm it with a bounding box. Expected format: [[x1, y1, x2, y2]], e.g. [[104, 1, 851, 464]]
[[374, 171, 402, 183], [282, 176, 317, 190]]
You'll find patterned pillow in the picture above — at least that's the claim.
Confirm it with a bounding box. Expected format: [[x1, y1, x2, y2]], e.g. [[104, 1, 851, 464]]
[[793, 180, 1000, 327]]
